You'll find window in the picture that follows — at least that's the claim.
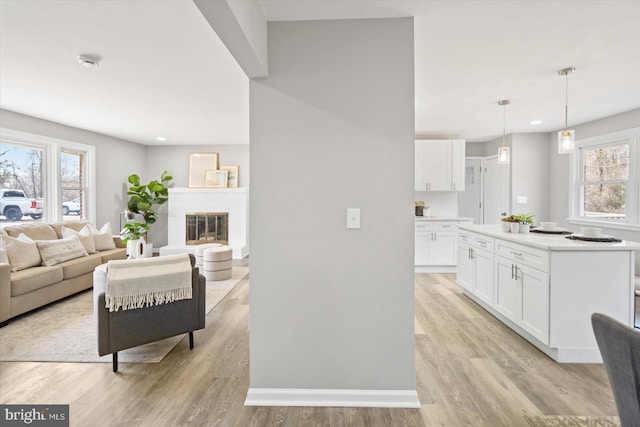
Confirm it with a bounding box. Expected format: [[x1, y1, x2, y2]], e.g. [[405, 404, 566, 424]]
[[0, 128, 95, 228], [572, 128, 640, 228]]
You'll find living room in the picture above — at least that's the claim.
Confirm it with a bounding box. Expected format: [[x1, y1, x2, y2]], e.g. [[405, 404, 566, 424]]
[[2, 1, 640, 426]]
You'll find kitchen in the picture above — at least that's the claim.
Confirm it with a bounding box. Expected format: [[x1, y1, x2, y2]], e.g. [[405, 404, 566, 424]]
[[414, 112, 640, 367]]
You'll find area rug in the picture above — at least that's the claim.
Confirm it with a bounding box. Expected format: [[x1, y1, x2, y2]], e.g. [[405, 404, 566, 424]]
[[524, 415, 620, 427], [0, 267, 248, 364]]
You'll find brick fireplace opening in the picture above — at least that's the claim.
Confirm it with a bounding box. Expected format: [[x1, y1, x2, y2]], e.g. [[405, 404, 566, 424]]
[[185, 212, 228, 245]]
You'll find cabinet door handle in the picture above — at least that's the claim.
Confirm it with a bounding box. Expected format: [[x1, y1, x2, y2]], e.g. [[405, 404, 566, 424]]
[[478, 240, 487, 247], [514, 265, 521, 280], [470, 248, 475, 260], [468, 247, 472, 259], [416, 225, 426, 229], [511, 264, 515, 279], [510, 251, 523, 257], [461, 235, 468, 241], [442, 225, 452, 228]]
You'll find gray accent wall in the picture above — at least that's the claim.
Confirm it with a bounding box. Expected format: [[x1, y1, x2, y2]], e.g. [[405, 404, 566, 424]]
[[512, 133, 550, 221], [249, 18, 416, 391], [0, 109, 146, 229]]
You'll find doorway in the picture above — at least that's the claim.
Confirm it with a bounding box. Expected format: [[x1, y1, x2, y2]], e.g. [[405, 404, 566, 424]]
[[458, 156, 510, 224]]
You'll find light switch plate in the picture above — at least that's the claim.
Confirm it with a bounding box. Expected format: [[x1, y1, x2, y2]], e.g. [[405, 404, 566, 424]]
[[346, 208, 360, 229], [517, 196, 527, 204]]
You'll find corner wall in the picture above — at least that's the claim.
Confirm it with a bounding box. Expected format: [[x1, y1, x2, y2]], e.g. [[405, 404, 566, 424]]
[[247, 18, 418, 407]]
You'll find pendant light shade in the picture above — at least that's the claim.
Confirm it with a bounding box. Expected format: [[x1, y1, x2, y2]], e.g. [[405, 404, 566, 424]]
[[498, 100, 510, 165], [558, 67, 576, 154]]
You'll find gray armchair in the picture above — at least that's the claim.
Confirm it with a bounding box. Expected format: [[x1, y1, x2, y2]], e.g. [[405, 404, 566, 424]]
[[95, 254, 206, 372], [591, 313, 640, 427]]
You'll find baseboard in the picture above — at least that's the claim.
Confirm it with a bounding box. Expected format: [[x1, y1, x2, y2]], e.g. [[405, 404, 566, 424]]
[[244, 388, 421, 408]]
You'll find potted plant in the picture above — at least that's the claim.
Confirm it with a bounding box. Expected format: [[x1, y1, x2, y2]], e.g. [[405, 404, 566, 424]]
[[126, 170, 173, 256], [120, 221, 150, 259], [512, 212, 534, 233]]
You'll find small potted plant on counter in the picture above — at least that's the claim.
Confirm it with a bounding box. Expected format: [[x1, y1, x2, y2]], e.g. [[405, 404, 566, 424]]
[[120, 221, 150, 259], [512, 212, 535, 233], [501, 214, 519, 232]]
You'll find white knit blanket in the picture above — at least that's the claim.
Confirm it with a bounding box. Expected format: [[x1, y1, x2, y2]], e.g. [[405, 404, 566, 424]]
[[105, 254, 192, 312]]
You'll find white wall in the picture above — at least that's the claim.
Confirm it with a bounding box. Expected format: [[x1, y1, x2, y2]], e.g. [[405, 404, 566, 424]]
[[549, 108, 640, 236], [248, 17, 416, 403], [512, 133, 550, 221], [0, 109, 147, 229], [145, 144, 249, 246]]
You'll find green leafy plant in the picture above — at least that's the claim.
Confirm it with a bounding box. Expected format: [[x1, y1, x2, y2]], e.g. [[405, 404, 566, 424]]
[[126, 170, 173, 229], [120, 221, 150, 244], [512, 212, 535, 225], [501, 215, 519, 223]]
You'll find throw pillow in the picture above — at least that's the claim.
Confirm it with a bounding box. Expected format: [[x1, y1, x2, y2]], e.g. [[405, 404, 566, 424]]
[[0, 248, 8, 264], [35, 235, 88, 266], [90, 222, 116, 251], [1, 233, 42, 272], [62, 225, 96, 254]]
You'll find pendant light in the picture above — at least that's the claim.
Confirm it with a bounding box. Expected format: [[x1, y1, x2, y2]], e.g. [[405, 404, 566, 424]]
[[497, 100, 510, 165], [558, 67, 576, 154]]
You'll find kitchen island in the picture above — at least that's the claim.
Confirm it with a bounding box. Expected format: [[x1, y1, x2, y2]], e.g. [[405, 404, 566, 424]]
[[457, 224, 640, 363]]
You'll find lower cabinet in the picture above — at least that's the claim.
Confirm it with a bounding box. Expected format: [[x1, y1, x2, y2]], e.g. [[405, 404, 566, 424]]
[[457, 241, 494, 305], [415, 221, 465, 267], [494, 255, 550, 344]]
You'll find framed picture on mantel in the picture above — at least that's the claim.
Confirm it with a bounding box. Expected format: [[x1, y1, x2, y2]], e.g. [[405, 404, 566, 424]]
[[188, 152, 218, 188], [205, 169, 228, 188], [220, 165, 239, 188]]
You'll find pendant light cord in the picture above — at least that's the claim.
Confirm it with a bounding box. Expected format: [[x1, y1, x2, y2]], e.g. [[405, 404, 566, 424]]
[[565, 73, 569, 131], [502, 103, 506, 147]]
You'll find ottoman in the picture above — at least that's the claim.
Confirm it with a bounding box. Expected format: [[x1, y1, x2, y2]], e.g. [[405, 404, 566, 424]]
[[194, 243, 223, 270], [202, 246, 232, 281]]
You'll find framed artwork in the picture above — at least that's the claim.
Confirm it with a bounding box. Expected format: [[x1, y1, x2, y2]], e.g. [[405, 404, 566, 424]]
[[220, 165, 239, 188], [188, 152, 218, 188], [205, 169, 228, 188]]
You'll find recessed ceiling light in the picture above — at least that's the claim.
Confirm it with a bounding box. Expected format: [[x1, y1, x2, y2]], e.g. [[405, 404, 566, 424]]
[[530, 120, 542, 125], [156, 137, 166, 142], [78, 54, 100, 68]]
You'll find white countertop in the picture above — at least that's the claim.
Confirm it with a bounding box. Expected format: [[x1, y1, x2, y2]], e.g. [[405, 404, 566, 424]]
[[415, 216, 473, 222], [459, 224, 640, 251]]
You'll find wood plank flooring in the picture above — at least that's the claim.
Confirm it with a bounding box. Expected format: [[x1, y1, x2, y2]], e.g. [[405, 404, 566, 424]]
[[0, 270, 617, 426]]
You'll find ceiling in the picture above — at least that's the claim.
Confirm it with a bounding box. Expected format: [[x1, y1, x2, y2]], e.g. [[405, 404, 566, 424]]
[[1, 1, 639, 146]]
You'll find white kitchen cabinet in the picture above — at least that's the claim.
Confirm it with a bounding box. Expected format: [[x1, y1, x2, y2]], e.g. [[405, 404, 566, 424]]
[[495, 254, 549, 344], [415, 139, 465, 191], [458, 230, 494, 305], [456, 224, 640, 363], [494, 255, 523, 323], [415, 219, 472, 272]]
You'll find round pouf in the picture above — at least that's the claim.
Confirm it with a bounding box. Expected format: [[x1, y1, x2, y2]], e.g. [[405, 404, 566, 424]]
[[194, 243, 223, 270], [202, 246, 232, 281]]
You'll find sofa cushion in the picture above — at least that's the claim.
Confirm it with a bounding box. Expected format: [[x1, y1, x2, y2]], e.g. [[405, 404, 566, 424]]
[[99, 248, 127, 264], [58, 253, 102, 280], [0, 248, 8, 264], [10, 266, 64, 297], [90, 223, 116, 251], [3, 222, 58, 240], [50, 221, 90, 239], [1, 233, 42, 272], [36, 235, 89, 266], [62, 225, 96, 254]]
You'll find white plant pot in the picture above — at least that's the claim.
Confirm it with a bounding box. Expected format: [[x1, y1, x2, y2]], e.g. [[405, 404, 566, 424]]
[[519, 224, 531, 233], [126, 239, 147, 260], [509, 222, 520, 233]]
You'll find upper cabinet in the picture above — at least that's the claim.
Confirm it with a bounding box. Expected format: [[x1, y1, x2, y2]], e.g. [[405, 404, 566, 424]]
[[415, 139, 465, 191]]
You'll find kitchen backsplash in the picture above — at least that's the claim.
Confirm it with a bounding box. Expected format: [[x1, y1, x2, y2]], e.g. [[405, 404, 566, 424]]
[[414, 191, 459, 217]]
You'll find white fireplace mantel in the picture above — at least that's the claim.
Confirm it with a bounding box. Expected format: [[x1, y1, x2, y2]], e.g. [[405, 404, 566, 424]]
[[159, 187, 249, 259]]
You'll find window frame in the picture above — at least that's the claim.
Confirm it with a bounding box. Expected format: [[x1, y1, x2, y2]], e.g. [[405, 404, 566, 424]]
[[0, 128, 96, 224], [569, 127, 640, 230]]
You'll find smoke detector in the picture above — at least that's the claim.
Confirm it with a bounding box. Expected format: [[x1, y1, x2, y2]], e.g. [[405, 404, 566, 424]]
[[77, 54, 100, 68]]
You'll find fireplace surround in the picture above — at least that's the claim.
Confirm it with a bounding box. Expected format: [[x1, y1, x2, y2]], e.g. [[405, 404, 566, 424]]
[[159, 187, 249, 259]]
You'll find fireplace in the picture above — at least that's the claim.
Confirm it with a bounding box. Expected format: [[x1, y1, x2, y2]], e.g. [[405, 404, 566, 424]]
[[161, 187, 249, 259], [185, 212, 228, 245]]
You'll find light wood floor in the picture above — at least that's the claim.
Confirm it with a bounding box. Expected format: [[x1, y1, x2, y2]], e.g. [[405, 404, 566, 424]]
[[0, 270, 617, 426]]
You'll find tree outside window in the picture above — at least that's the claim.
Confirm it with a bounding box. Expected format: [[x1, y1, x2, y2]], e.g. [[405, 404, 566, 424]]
[[0, 143, 44, 224], [581, 143, 628, 220]]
